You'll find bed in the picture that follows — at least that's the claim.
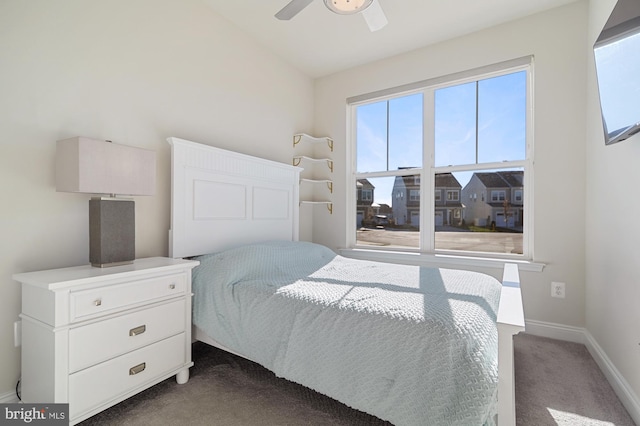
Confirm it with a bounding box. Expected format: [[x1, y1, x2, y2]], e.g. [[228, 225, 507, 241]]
[[167, 137, 525, 426]]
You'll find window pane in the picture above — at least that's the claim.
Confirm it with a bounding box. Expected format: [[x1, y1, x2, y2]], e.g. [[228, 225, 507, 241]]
[[356, 101, 388, 172], [357, 94, 423, 173], [434, 82, 476, 167], [435, 71, 526, 167], [389, 93, 423, 170], [594, 30, 640, 143], [356, 176, 419, 249], [434, 169, 523, 255], [478, 71, 527, 162]]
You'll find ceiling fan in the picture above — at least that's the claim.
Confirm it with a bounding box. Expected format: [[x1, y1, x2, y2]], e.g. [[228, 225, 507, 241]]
[[275, 0, 388, 32]]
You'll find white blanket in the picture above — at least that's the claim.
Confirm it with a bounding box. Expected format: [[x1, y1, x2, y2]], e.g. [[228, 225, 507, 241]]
[[192, 241, 501, 425]]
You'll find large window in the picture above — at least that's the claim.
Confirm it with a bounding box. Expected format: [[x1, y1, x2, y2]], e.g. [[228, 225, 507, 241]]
[[352, 59, 531, 259]]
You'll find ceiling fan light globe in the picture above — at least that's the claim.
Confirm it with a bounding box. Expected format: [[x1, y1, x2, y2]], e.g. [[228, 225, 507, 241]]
[[323, 0, 374, 15]]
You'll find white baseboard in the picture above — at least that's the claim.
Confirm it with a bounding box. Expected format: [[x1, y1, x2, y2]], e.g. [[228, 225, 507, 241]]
[[583, 330, 640, 426], [523, 319, 640, 424], [0, 390, 18, 404], [524, 319, 586, 343]]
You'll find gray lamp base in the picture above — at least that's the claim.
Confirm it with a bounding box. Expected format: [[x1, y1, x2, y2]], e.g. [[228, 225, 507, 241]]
[[89, 198, 135, 268]]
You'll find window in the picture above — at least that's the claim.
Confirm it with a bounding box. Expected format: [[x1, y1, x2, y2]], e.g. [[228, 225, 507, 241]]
[[515, 190, 523, 202], [352, 58, 531, 258], [594, 3, 640, 145], [491, 190, 506, 202]]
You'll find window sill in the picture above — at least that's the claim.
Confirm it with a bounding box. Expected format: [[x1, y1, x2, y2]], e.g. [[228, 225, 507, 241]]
[[338, 248, 545, 272]]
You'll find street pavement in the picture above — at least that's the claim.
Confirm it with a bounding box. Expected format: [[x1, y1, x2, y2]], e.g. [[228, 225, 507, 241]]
[[356, 228, 523, 254]]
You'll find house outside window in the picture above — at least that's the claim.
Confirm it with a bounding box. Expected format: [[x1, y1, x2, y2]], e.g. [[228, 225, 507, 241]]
[[351, 57, 532, 259]]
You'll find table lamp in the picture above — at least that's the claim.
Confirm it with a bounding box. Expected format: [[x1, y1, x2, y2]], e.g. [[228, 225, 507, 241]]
[[56, 137, 156, 267]]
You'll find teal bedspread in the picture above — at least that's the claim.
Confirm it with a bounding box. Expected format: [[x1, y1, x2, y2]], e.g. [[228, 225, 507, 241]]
[[192, 241, 501, 426]]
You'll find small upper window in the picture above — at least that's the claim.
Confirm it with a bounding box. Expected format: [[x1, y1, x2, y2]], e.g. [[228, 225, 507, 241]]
[[491, 190, 506, 202], [594, 7, 640, 145]]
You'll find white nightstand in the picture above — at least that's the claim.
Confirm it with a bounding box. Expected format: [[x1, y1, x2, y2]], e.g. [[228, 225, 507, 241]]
[[13, 257, 199, 425]]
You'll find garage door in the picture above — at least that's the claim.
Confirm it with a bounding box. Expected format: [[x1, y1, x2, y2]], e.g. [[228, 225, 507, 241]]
[[434, 211, 443, 227], [412, 211, 421, 227], [496, 213, 514, 227]]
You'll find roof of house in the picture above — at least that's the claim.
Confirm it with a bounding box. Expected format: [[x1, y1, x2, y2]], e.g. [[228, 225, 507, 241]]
[[357, 179, 374, 189], [394, 172, 462, 189], [474, 171, 524, 188], [435, 173, 462, 188]]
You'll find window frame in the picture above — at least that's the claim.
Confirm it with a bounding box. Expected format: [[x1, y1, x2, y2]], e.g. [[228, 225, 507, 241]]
[[346, 57, 534, 261]]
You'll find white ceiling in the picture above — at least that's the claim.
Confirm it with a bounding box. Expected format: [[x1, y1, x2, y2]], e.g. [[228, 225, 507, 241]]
[[202, 0, 577, 78]]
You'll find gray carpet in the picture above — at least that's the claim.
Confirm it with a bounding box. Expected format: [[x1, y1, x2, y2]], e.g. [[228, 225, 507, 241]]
[[80, 333, 635, 425], [514, 334, 634, 426]]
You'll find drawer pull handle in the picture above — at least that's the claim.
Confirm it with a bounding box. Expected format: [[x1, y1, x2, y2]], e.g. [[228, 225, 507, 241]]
[[129, 362, 146, 376], [94, 299, 102, 307], [129, 325, 146, 336], [169, 283, 176, 290]]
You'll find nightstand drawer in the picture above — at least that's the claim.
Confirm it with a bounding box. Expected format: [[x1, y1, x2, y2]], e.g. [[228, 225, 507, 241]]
[[68, 299, 186, 373], [70, 273, 185, 322], [69, 333, 186, 419]]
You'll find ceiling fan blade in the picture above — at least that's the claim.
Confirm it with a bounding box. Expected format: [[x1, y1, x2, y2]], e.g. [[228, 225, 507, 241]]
[[275, 0, 315, 20], [362, 0, 388, 32]]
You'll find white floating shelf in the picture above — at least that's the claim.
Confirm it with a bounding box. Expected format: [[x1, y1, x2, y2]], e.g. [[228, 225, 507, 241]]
[[293, 156, 333, 172], [300, 178, 333, 193], [300, 200, 333, 214], [293, 133, 333, 151]]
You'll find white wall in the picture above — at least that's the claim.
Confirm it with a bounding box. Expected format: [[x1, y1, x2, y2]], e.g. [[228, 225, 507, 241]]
[[0, 0, 314, 398], [314, 2, 588, 327], [586, 0, 640, 414]]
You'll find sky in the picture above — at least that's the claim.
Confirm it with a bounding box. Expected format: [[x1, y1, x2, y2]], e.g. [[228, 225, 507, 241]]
[[356, 70, 527, 206]]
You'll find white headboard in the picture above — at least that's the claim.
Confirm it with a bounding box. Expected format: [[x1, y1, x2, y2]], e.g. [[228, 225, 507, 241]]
[[168, 137, 301, 259]]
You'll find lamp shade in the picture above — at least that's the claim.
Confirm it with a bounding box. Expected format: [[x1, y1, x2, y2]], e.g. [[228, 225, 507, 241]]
[[56, 137, 156, 196]]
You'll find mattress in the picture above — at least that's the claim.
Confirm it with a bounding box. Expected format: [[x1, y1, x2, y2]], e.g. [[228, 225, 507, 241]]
[[192, 241, 502, 426]]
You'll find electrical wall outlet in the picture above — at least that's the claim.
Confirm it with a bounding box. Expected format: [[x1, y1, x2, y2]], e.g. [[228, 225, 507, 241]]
[[551, 282, 566, 299], [14, 320, 21, 347]]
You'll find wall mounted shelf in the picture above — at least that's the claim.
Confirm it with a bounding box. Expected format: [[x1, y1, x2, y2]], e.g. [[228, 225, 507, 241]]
[[293, 133, 334, 152], [292, 156, 334, 173], [293, 133, 333, 214], [300, 200, 333, 214], [300, 178, 333, 193]]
